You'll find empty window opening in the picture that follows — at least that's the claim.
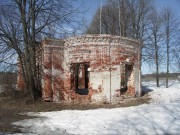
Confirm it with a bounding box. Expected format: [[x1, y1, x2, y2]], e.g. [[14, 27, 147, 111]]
[[120, 64, 133, 94], [71, 63, 89, 95]]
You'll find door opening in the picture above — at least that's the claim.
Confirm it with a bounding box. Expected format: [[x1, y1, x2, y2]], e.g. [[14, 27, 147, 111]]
[[70, 63, 89, 95], [120, 64, 133, 94]]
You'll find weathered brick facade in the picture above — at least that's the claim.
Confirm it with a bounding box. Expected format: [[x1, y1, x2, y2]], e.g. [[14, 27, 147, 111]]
[[17, 34, 141, 103]]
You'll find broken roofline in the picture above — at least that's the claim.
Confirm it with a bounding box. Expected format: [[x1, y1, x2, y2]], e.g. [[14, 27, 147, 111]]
[[41, 34, 141, 46]]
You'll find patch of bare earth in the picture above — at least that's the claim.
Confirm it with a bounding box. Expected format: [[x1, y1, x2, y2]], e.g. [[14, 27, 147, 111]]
[[0, 90, 150, 134]]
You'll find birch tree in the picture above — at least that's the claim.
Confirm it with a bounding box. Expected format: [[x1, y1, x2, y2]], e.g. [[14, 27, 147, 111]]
[[144, 10, 163, 87], [162, 7, 180, 88]]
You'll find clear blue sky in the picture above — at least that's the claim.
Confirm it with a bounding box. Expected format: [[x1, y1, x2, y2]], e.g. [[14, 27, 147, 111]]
[[154, 0, 180, 19]]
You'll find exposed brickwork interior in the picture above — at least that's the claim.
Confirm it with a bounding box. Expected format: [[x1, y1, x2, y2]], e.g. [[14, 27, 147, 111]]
[[17, 34, 141, 103]]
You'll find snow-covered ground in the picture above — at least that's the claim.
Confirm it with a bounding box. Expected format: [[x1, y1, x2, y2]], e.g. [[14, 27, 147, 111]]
[[143, 80, 180, 104], [12, 80, 180, 135]]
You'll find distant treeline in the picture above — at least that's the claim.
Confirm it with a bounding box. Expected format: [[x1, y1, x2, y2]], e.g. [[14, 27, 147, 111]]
[[142, 73, 180, 79]]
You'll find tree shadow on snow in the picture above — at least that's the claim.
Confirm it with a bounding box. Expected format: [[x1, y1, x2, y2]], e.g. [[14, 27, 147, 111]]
[[141, 85, 154, 96], [168, 81, 175, 88], [159, 80, 176, 88]]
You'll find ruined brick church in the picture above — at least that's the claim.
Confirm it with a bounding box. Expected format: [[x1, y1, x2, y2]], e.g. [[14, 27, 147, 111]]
[[17, 34, 141, 103]]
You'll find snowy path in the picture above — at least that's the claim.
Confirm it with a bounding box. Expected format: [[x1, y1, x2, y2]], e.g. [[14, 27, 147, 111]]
[[12, 80, 180, 135]]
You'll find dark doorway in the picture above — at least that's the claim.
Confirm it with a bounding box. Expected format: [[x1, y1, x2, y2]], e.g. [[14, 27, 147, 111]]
[[70, 63, 89, 95], [120, 64, 133, 94]]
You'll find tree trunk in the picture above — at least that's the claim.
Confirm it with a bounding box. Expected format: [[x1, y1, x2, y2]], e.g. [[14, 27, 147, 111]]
[[155, 36, 159, 87], [16, 0, 40, 100], [166, 28, 169, 88], [156, 63, 159, 87]]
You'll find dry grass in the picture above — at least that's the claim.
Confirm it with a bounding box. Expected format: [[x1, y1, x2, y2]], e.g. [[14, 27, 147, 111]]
[[0, 90, 151, 112], [0, 90, 150, 133]]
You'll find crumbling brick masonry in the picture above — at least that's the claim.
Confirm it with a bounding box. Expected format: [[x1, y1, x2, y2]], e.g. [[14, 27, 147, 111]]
[[17, 34, 141, 103]]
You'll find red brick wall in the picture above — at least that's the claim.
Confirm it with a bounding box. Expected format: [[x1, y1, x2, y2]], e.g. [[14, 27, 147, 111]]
[[62, 35, 140, 102], [40, 35, 141, 102], [41, 39, 65, 101]]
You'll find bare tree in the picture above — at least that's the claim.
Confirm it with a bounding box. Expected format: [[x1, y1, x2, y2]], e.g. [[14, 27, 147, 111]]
[[0, 0, 84, 100], [144, 9, 164, 87], [128, 0, 152, 40], [86, 0, 152, 40], [86, 3, 119, 35], [162, 7, 180, 88], [0, 3, 21, 71]]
